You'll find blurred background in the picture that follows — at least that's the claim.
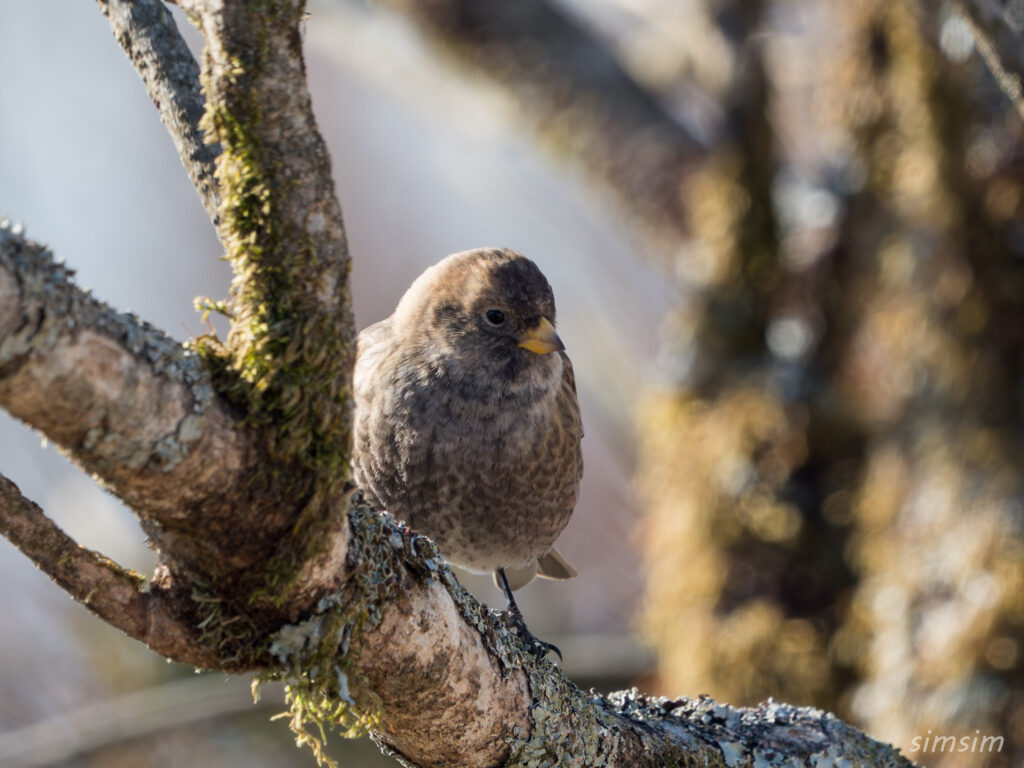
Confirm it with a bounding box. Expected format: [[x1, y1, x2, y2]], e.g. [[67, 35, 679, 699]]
[[0, 0, 1021, 767]]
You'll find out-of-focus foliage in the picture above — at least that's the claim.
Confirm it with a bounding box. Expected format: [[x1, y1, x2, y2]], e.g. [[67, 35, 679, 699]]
[[638, 1, 1024, 766], [639, 0, 857, 717], [833, 2, 1024, 763]]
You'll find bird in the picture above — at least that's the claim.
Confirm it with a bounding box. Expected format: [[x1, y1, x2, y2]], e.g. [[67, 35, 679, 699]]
[[352, 247, 583, 655]]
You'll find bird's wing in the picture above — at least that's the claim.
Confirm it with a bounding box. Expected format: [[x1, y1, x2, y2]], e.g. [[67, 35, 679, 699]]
[[560, 353, 584, 442], [354, 317, 394, 394]]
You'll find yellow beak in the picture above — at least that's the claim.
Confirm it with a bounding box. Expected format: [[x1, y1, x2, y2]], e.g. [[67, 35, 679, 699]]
[[518, 316, 565, 355]]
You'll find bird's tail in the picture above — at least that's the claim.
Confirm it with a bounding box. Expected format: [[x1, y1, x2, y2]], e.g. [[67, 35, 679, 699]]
[[494, 548, 577, 592], [536, 547, 577, 581]]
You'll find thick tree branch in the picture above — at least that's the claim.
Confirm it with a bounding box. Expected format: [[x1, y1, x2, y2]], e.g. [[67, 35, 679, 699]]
[[97, 0, 222, 226], [0, 226, 253, 525], [0, 471, 215, 668], [954, 0, 1024, 118], [266, 504, 918, 768], [0, 225, 309, 625]]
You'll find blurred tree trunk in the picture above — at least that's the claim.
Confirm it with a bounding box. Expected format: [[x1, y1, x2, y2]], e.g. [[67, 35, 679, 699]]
[[639, 1, 1024, 765], [831, 3, 1024, 764], [637, 0, 860, 713]]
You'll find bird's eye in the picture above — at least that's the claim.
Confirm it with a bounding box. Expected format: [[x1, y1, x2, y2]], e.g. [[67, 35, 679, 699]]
[[484, 309, 506, 326]]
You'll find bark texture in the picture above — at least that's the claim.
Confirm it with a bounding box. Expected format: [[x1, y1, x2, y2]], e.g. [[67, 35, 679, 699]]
[[0, 231, 254, 530]]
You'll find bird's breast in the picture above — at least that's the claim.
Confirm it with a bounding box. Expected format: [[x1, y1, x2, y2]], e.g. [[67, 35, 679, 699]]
[[422, 366, 558, 448], [353, 349, 579, 571]]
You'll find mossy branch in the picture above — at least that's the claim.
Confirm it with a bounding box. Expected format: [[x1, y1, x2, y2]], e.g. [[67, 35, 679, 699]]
[[192, 0, 355, 480]]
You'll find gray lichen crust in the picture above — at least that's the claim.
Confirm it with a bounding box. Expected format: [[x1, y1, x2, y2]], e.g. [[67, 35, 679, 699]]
[[0, 224, 216, 479], [257, 492, 917, 768]]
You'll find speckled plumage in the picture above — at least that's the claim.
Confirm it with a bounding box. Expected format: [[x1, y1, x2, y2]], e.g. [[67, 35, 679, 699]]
[[352, 248, 583, 590]]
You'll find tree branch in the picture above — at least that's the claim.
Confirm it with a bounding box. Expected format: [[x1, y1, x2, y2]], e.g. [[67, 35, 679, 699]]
[[0, 471, 215, 668], [96, 0, 222, 226], [0, 224, 305, 620], [954, 0, 1024, 118], [183, 0, 356, 432], [0, 225, 253, 523], [267, 504, 918, 768]]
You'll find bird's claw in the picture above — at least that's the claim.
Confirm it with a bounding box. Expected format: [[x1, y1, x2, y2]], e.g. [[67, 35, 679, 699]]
[[502, 608, 562, 662], [495, 567, 562, 662], [531, 636, 563, 662]]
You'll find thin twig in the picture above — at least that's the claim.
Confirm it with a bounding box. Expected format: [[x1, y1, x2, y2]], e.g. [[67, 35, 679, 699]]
[[954, 0, 1024, 119], [0, 472, 215, 667]]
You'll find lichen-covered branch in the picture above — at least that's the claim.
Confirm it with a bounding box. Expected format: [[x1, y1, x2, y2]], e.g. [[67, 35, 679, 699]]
[[0, 225, 253, 529], [954, 0, 1024, 119], [0, 471, 215, 668], [0, 224, 305, 631], [266, 504, 918, 768], [96, 0, 222, 226]]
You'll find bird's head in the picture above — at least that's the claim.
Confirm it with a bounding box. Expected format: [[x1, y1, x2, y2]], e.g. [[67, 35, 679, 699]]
[[395, 248, 565, 379]]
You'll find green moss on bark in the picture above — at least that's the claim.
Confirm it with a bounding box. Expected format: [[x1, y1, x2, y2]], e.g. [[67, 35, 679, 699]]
[[188, 0, 354, 615]]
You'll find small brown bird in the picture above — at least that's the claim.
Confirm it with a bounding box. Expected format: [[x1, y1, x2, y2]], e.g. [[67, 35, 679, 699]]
[[352, 247, 583, 650]]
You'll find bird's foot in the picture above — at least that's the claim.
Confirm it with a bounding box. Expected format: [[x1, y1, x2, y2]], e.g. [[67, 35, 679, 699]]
[[495, 567, 562, 662], [500, 607, 562, 661]]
